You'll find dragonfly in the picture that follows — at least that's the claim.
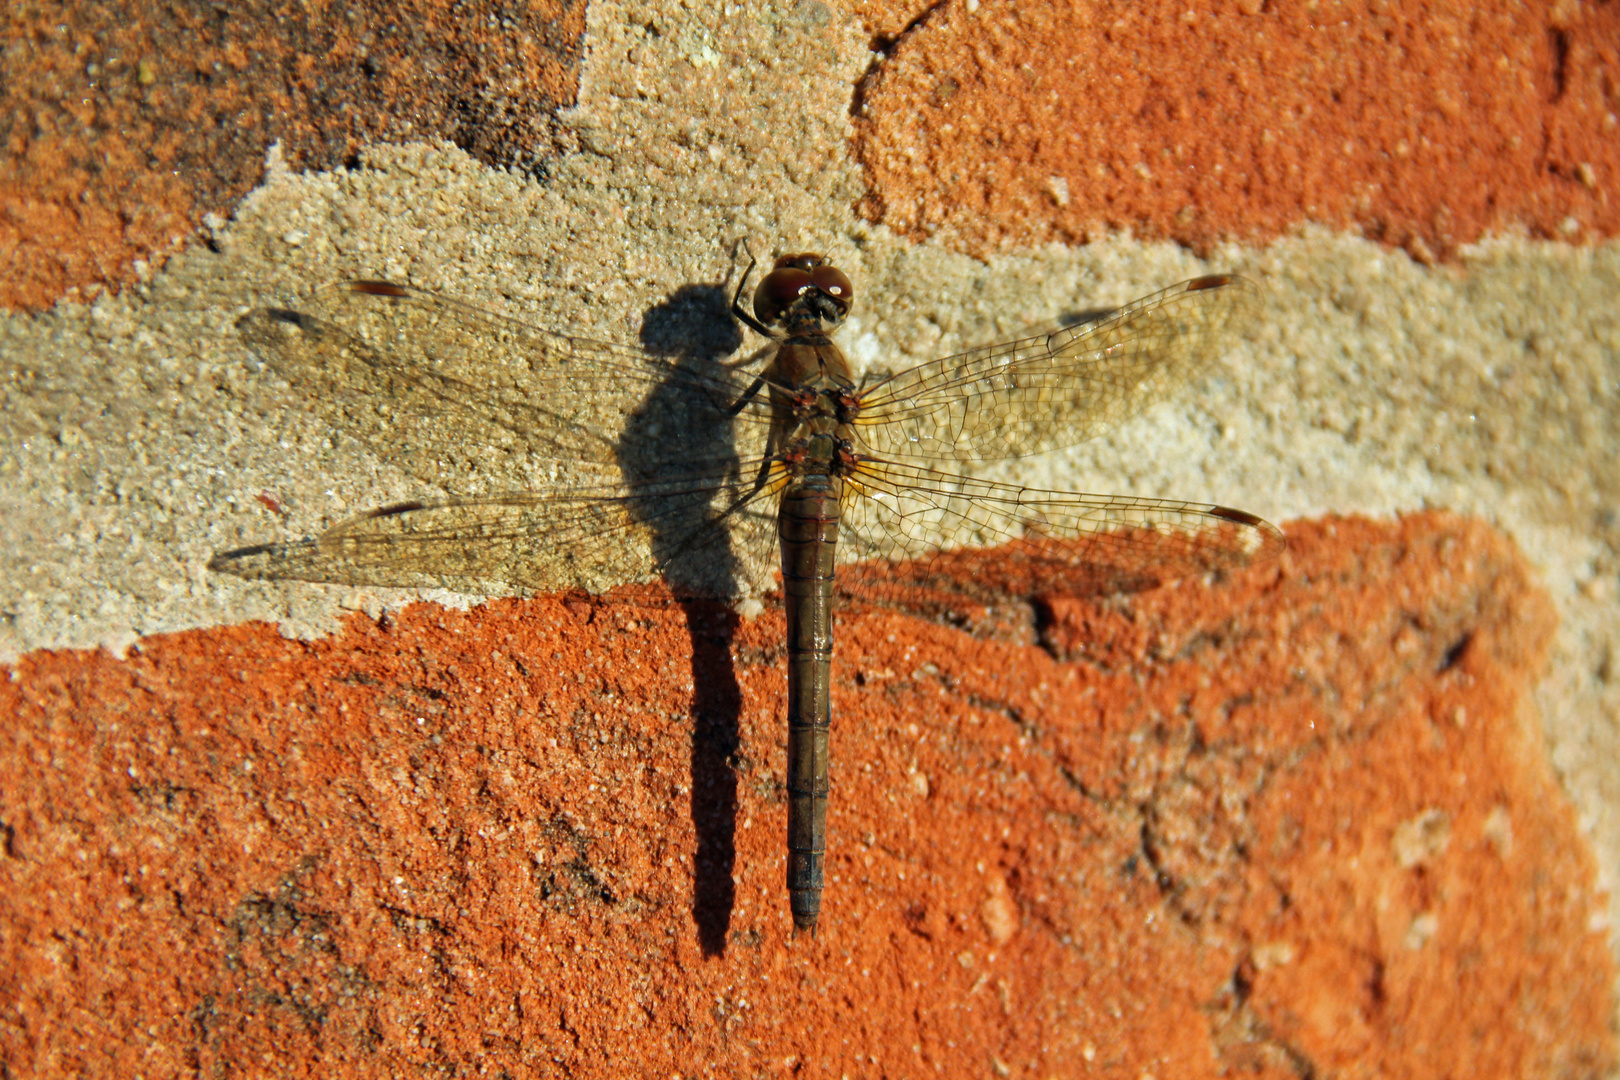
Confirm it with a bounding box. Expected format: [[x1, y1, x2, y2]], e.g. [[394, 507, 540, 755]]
[[212, 252, 1284, 935]]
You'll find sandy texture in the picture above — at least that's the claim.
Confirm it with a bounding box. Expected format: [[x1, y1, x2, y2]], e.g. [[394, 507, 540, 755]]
[[1, 0, 585, 312], [853, 0, 1620, 260], [1, 513, 1610, 1077]]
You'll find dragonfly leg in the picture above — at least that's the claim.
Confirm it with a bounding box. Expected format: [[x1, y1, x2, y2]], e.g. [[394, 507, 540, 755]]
[[650, 456, 780, 573], [730, 249, 774, 339], [706, 455, 778, 521], [726, 372, 769, 416]]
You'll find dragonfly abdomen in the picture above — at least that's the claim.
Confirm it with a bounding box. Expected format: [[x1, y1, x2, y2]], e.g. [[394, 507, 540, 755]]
[[779, 476, 839, 934]]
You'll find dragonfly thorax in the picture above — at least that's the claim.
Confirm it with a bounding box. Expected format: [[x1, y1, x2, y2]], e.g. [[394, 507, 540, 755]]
[[777, 408, 860, 477], [767, 340, 857, 403], [784, 384, 862, 424]]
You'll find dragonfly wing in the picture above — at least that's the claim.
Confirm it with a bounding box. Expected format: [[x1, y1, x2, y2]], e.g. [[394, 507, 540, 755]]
[[837, 458, 1283, 605], [210, 458, 787, 601], [235, 281, 779, 494], [852, 276, 1256, 463]]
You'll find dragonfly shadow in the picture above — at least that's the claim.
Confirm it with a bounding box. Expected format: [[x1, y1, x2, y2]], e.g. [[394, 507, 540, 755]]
[[215, 267, 1282, 940], [628, 282, 749, 956]]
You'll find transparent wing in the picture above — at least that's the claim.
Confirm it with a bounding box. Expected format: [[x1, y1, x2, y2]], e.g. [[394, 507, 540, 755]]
[[234, 281, 781, 494], [210, 456, 788, 602], [835, 457, 1284, 604], [222, 279, 794, 601], [852, 275, 1255, 463], [217, 274, 1281, 609]]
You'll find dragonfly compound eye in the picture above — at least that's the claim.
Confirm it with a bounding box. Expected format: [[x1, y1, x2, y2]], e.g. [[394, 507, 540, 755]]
[[753, 261, 856, 328], [810, 266, 854, 307], [754, 266, 815, 326]]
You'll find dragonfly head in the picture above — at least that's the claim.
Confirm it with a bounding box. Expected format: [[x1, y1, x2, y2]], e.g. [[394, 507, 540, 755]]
[[753, 253, 854, 337]]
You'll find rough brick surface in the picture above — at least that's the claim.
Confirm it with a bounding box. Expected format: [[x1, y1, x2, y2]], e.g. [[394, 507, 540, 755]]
[[1, 0, 585, 311], [853, 0, 1620, 260], [1, 513, 1611, 1077]]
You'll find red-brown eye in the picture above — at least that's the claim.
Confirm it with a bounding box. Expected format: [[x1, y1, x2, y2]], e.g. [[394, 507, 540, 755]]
[[753, 267, 814, 325], [810, 266, 853, 302]]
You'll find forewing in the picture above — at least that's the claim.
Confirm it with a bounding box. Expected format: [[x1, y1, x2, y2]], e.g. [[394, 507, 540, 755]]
[[235, 281, 778, 493], [852, 276, 1256, 463], [223, 280, 791, 599], [836, 458, 1284, 605]]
